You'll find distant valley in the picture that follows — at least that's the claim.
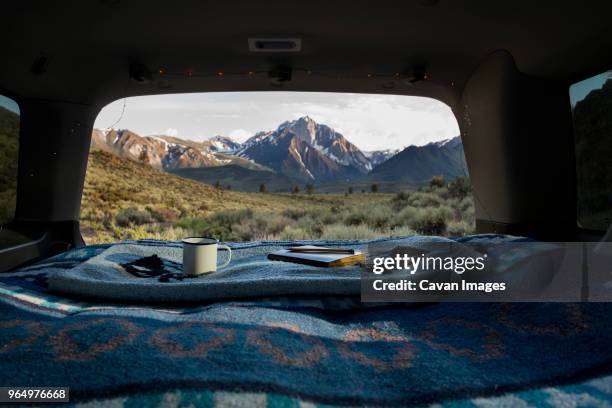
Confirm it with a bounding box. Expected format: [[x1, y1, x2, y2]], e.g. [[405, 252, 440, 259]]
[[91, 116, 467, 192]]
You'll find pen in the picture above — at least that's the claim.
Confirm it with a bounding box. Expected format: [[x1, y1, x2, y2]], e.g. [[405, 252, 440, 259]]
[[288, 247, 355, 254]]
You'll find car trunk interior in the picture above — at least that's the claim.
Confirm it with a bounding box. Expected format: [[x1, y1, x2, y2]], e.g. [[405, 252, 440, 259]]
[[0, 2, 611, 406]]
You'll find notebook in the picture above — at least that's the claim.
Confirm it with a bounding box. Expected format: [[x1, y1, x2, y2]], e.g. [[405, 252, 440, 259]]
[[267, 246, 365, 267]]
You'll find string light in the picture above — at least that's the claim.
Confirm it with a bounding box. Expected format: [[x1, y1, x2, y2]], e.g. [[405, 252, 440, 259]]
[[154, 68, 434, 85]]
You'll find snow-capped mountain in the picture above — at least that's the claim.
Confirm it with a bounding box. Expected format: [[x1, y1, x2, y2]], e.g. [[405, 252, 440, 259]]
[[363, 149, 400, 167], [238, 116, 371, 182], [278, 116, 371, 173], [368, 135, 467, 182], [90, 129, 243, 170], [207, 135, 242, 153]]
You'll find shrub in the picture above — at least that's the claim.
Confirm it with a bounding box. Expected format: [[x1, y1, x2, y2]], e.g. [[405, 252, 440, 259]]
[[398, 206, 453, 235], [209, 208, 253, 228], [343, 209, 367, 226], [279, 225, 311, 240], [412, 206, 454, 235], [121, 224, 188, 241], [446, 220, 474, 237], [391, 191, 411, 210], [447, 176, 471, 199], [458, 196, 474, 214], [115, 207, 153, 227], [320, 224, 379, 240], [282, 208, 307, 220], [232, 213, 291, 240], [365, 206, 392, 229], [390, 225, 416, 237], [405, 191, 444, 208], [318, 208, 338, 225], [232, 216, 269, 241], [176, 217, 209, 235], [146, 206, 181, 222], [430, 175, 445, 188]]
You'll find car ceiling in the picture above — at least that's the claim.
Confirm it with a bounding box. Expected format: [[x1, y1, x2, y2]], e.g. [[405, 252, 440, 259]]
[[2, 0, 612, 108]]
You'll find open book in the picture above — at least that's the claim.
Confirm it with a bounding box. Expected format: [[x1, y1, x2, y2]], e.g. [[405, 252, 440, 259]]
[[267, 246, 365, 267]]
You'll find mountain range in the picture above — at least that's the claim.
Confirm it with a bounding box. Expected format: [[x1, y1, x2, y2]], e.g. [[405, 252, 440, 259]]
[[91, 129, 265, 171], [90, 116, 467, 191], [367, 137, 467, 182]]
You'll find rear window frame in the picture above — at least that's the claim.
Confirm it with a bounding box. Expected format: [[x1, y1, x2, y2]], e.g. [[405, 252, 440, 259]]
[[569, 69, 612, 231], [0, 92, 21, 227]]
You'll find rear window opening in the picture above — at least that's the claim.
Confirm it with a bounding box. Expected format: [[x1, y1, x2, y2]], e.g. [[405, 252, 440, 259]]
[[82, 92, 472, 244], [570, 70, 612, 230], [0, 94, 19, 228]]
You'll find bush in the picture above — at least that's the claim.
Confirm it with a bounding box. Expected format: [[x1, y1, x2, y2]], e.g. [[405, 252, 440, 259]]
[[282, 208, 307, 220], [390, 191, 410, 211], [232, 216, 269, 241], [146, 206, 181, 222], [343, 209, 367, 226], [115, 207, 153, 227], [365, 206, 392, 229], [208, 208, 253, 228], [446, 220, 474, 236], [279, 225, 311, 240], [320, 224, 379, 240], [390, 225, 416, 237], [430, 175, 445, 188], [176, 217, 209, 235], [399, 206, 453, 235], [318, 208, 338, 225], [447, 176, 471, 199], [405, 191, 444, 208], [232, 214, 291, 240]]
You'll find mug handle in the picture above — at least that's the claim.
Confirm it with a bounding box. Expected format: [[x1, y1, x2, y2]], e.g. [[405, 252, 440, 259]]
[[218, 244, 232, 268]]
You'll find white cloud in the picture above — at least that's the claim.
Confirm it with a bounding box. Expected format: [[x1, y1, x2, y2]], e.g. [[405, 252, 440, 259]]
[[228, 129, 253, 142], [165, 128, 179, 137]]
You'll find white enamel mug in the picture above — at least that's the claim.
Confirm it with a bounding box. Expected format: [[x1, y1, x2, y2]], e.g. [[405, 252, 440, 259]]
[[182, 237, 232, 276]]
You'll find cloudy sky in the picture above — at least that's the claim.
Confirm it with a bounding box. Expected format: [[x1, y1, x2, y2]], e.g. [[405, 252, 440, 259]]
[[94, 92, 459, 151], [0, 95, 20, 114]]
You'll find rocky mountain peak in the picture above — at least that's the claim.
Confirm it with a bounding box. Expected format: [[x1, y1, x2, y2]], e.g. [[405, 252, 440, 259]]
[[278, 116, 319, 145], [207, 135, 241, 152]]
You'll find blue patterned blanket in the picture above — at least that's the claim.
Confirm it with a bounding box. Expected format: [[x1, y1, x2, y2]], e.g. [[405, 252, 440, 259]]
[[0, 235, 611, 407], [46, 236, 481, 303]]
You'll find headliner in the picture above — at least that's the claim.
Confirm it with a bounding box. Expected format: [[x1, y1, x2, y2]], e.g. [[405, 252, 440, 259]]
[[2, 1, 611, 109]]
